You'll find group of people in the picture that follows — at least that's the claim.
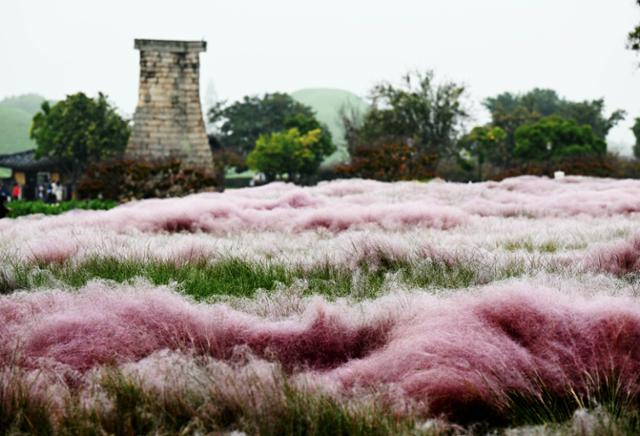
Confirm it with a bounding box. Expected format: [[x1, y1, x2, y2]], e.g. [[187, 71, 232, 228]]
[[37, 182, 64, 203], [1, 182, 22, 201], [0, 182, 21, 219], [0, 180, 67, 219]]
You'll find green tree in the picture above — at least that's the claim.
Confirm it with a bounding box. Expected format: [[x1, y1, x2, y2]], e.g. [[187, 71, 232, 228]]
[[459, 126, 507, 180], [284, 113, 335, 176], [246, 128, 326, 183], [485, 89, 625, 166], [30, 92, 130, 187], [629, 0, 640, 52], [208, 93, 332, 158], [345, 70, 468, 176], [633, 118, 640, 159], [514, 116, 606, 162]]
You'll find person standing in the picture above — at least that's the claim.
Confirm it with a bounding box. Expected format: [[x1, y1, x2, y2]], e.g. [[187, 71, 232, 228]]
[[46, 183, 56, 204], [11, 183, 21, 201], [52, 182, 63, 202], [0, 195, 9, 219]]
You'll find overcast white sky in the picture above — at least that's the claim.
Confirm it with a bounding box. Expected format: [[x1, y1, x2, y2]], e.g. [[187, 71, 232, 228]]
[[1, 0, 639, 150]]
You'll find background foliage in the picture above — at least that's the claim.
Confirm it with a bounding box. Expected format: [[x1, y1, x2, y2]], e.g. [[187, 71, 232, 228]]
[[340, 71, 468, 180]]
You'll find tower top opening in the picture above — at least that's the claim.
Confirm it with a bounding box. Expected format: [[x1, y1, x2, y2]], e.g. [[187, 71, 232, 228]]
[[134, 39, 207, 53]]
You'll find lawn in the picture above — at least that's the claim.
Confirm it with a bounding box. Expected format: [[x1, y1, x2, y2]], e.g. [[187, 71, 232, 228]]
[[1, 176, 640, 434]]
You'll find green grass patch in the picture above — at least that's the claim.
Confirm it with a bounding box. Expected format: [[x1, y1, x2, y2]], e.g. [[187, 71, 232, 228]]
[[500, 372, 640, 435], [0, 256, 512, 300], [2, 367, 419, 436], [504, 239, 559, 254], [4, 363, 640, 435]]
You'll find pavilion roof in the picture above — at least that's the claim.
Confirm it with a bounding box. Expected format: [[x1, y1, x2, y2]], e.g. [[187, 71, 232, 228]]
[[0, 150, 61, 172]]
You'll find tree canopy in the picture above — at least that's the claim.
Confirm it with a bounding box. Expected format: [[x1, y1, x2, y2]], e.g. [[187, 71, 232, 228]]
[[633, 118, 640, 160], [514, 116, 606, 162], [246, 128, 326, 183], [208, 93, 332, 158], [484, 88, 625, 165], [629, 0, 640, 53], [30, 92, 130, 183], [459, 126, 507, 180]]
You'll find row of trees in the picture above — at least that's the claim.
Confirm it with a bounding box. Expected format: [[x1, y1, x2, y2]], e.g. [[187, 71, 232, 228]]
[[27, 79, 640, 191], [207, 76, 636, 184], [458, 88, 625, 180], [334, 74, 631, 181]]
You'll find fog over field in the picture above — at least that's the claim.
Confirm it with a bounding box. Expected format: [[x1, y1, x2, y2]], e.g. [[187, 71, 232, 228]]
[[1, 0, 639, 151]]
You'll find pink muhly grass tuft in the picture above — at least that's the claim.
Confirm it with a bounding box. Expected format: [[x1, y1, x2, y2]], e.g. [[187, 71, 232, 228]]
[[0, 283, 392, 374], [327, 286, 640, 423], [583, 234, 640, 275]]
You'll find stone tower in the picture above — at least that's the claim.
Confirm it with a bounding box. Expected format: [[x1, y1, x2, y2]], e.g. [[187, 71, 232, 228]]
[[126, 39, 214, 174]]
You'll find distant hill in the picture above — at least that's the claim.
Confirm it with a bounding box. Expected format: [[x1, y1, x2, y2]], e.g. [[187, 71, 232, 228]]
[[1, 94, 47, 116], [290, 88, 369, 166], [0, 94, 47, 155]]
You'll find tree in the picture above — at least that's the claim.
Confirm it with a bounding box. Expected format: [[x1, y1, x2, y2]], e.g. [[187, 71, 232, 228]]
[[208, 93, 334, 188], [485, 89, 625, 166], [344, 70, 468, 177], [514, 116, 606, 162], [208, 93, 331, 157], [633, 118, 640, 159], [283, 113, 335, 176], [482, 94, 537, 167], [30, 92, 130, 187], [246, 128, 326, 183], [629, 0, 640, 52], [459, 126, 507, 180]]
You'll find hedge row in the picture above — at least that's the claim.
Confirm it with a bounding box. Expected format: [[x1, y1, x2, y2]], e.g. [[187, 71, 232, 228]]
[[6, 199, 118, 218]]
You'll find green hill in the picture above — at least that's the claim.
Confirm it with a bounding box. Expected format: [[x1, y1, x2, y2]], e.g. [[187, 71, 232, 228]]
[[0, 94, 46, 155], [1, 93, 47, 116], [290, 88, 369, 166], [0, 105, 36, 154], [0, 94, 47, 178]]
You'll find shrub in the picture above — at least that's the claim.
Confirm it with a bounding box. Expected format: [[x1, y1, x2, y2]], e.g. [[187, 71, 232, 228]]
[[336, 140, 436, 181], [77, 158, 216, 201], [489, 154, 640, 181], [247, 128, 330, 183]]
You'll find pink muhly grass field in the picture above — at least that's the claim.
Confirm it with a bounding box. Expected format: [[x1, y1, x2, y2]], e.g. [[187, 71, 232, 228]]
[[2, 175, 640, 429], [1, 175, 640, 272], [1, 175, 640, 237]]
